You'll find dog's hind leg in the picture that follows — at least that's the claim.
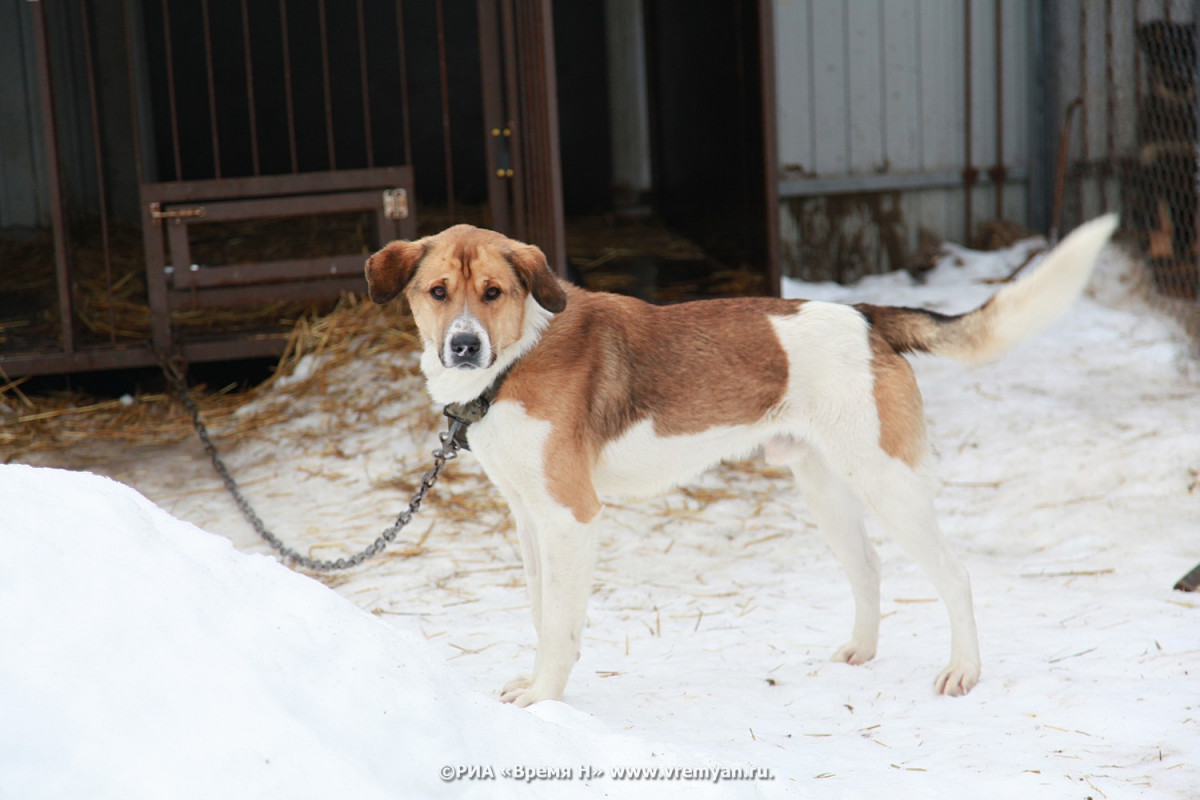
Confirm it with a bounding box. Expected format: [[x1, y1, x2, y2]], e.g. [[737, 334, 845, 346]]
[[790, 447, 882, 666], [845, 458, 982, 696]]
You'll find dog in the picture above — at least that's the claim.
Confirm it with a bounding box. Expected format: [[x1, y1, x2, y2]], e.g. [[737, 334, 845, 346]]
[[364, 216, 1118, 707]]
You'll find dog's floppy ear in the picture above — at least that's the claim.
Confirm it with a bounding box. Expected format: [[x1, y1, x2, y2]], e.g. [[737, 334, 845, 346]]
[[365, 240, 425, 304], [507, 243, 567, 313]]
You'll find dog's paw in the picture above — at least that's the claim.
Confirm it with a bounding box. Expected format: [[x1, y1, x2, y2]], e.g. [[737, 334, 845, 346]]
[[934, 661, 981, 696], [832, 640, 877, 666], [501, 675, 533, 697], [499, 676, 560, 708]]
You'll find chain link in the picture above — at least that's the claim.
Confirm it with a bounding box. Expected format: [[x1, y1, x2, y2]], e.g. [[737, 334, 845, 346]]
[[160, 355, 460, 572]]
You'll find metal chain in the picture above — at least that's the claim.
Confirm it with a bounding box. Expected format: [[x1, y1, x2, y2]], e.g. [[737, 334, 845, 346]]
[[159, 355, 462, 572]]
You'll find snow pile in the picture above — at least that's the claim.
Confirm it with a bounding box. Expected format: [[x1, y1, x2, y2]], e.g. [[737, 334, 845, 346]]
[[0, 465, 762, 799], [7, 233, 1200, 798]]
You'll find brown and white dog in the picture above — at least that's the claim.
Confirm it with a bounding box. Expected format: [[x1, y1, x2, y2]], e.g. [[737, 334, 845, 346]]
[[364, 216, 1118, 707]]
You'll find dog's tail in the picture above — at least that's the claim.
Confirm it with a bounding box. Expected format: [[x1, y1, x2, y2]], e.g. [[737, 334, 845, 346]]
[[858, 214, 1119, 363]]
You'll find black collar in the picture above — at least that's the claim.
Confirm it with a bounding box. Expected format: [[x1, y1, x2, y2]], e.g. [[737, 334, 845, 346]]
[[441, 365, 513, 451]]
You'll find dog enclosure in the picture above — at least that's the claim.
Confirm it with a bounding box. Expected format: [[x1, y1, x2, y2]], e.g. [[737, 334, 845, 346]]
[[3, 0, 1199, 380], [0, 0, 565, 377]]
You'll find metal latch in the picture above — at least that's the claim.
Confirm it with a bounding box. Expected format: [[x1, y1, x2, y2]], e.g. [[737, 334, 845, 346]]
[[382, 188, 409, 220], [149, 202, 206, 222]]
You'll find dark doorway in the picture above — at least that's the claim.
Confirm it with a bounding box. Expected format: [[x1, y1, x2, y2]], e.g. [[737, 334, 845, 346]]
[[553, 0, 771, 302]]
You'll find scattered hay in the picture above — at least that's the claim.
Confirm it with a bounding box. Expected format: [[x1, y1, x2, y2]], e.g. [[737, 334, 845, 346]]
[[970, 219, 1037, 251], [566, 215, 707, 271], [565, 216, 765, 300], [1, 293, 420, 461], [0, 216, 374, 351]]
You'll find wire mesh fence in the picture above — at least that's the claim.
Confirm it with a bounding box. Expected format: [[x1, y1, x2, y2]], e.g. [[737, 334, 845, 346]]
[[1057, 3, 1199, 304], [1127, 17, 1198, 299]]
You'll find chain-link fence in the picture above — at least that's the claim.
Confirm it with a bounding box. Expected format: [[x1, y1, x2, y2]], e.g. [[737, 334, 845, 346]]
[[1057, 4, 1199, 304], [1127, 17, 1197, 299]]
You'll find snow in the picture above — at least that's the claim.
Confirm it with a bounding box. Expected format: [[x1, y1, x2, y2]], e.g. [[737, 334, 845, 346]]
[[5, 236, 1199, 799]]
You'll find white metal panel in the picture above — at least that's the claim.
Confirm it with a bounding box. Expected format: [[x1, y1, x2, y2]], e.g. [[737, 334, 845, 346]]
[[846, 0, 883, 172], [773, 0, 1037, 279], [915, 0, 962, 240], [917, 0, 963, 173], [1000, 1, 1028, 174], [881, 0, 920, 172], [810, 0, 849, 175], [775, 0, 814, 173]]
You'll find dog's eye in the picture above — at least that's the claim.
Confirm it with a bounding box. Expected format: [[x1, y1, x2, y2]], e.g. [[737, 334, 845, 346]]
[[430, 285, 447, 301], [483, 286, 502, 301]]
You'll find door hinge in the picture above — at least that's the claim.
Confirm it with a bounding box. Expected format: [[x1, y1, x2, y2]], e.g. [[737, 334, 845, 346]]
[[491, 126, 514, 178], [382, 188, 409, 220], [149, 202, 206, 222]]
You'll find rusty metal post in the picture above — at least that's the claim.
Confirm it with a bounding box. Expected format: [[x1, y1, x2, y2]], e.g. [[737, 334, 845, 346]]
[[436, 0, 456, 222], [160, 0, 183, 179], [29, 0, 75, 354], [279, 0, 299, 172], [318, 0, 336, 170], [356, 0, 375, 168], [500, 0, 527, 240], [122, 0, 173, 355], [759, 0, 781, 296], [478, 0, 512, 234], [80, 0, 118, 344], [200, 0, 221, 178], [512, 0, 565, 273], [239, 0, 261, 175], [1051, 97, 1082, 245]]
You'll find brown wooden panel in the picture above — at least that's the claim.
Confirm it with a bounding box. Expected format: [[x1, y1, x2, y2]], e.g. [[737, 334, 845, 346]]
[[172, 254, 367, 290], [162, 190, 394, 225], [167, 276, 367, 311], [140, 166, 414, 205]]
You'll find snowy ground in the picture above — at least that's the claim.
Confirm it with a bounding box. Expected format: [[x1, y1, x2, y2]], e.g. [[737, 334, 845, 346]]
[[5, 235, 1199, 799]]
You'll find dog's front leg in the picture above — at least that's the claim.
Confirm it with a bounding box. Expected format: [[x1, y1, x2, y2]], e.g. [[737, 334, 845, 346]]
[[508, 502, 543, 643], [501, 500, 598, 707], [469, 404, 601, 706]]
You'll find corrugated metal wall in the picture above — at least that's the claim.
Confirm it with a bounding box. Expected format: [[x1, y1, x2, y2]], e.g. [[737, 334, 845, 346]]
[[773, 0, 1037, 281]]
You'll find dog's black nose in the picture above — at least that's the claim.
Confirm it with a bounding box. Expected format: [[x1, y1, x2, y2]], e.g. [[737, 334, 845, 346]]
[[449, 332, 482, 359]]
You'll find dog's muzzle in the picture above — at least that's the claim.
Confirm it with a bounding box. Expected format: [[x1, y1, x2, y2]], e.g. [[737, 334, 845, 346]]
[[442, 315, 492, 369], [447, 332, 484, 368]]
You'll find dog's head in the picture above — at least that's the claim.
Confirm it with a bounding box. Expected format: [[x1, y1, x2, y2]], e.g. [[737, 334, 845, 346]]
[[365, 224, 567, 371]]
